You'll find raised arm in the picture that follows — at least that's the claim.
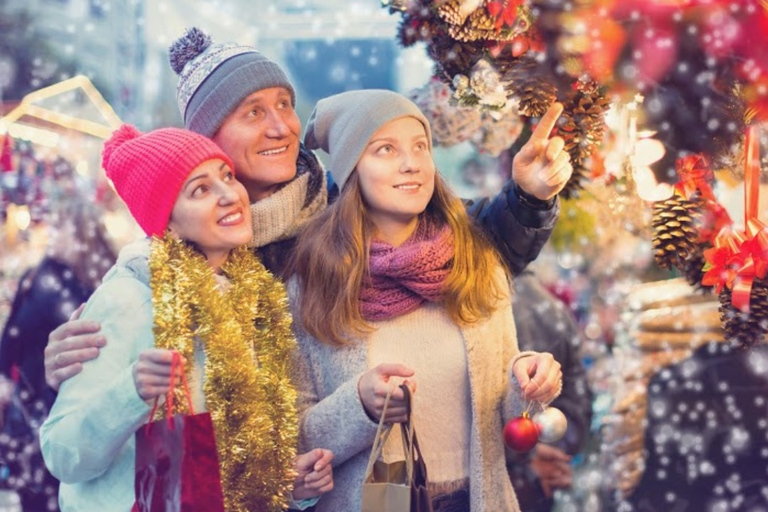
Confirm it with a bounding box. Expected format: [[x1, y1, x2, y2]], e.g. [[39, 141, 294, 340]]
[[467, 103, 572, 275]]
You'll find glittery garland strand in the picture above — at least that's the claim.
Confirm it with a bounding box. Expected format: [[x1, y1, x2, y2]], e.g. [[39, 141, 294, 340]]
[[149, 235, 298, 512]]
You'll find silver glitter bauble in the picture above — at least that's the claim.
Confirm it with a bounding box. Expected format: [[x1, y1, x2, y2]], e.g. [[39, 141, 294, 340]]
[[533, 407, 568, 444]]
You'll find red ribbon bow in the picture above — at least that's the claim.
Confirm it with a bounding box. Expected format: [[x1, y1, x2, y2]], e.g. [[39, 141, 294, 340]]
[[729, 218, 768, 311], [702, 227, 743, 294], [486, 0, 523, 31], [674, 154, 716, 202], [707, 126, 765, 312]]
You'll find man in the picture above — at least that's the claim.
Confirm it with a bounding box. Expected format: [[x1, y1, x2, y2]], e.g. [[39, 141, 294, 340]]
[[43, 27, 572, 506]]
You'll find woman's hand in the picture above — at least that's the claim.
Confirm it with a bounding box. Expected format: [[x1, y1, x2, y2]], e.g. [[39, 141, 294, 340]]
[[357, 363, 416, 424], [512, 352, 562, 404], [291, 448, 334, 500], [132, 349, 175, 401], [511, 102, 573, 201]]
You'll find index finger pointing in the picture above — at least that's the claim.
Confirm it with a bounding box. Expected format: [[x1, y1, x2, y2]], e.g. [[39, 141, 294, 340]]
[[530, 102, 564, 142]]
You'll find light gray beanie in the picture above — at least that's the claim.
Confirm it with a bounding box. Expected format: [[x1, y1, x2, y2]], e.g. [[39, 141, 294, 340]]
[[303, 89, 433, 190], [169, 27, 296, 138]]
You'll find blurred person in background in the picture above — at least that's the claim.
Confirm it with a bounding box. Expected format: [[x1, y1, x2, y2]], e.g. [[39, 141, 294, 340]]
[[625, 340, 768, 511], [507, 270, 593, 512], [0, 197, 117, 511]]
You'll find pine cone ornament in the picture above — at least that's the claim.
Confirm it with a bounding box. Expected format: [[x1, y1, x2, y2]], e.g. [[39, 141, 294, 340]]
[[429, 34, 486, 81], [448, 8, 511, 42], [557, 81, 611, 198], [437, 0, 465, 26], [651, 196, 701, 270], [469, 7, 496, 31], [680, 250, 711, 292], [719, 281, 768, 349], [502, 56, 557, 117]]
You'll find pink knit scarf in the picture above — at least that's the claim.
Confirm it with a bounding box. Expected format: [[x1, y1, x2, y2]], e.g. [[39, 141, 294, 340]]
[[359, 219, 455, 322]]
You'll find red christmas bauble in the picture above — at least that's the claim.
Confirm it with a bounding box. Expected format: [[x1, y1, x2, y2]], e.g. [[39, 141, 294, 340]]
[[503, 413, 539, 452]]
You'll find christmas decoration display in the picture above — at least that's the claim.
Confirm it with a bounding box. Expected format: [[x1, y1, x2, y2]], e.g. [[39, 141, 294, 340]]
[[1, 75, 122, 225], [602, 278, 726, 498], [532, 406, 568, 444], [531, 0, 761, 177], [556, 79, 612, 198], [387, 0, 609, 196], [406, 77, 524, 155], [652, 154, 732, 290], [149, 234, 298, 512], [408, 78, 483, 146], [703, 127, 768, 347], [384, 0, 767, 197], [503, 411, 539, 452]]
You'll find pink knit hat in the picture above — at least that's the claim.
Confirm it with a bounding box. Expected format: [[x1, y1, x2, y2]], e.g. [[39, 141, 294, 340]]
[[102, 125, 234, 237]]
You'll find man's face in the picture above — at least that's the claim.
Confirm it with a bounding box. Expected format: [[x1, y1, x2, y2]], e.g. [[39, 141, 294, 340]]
[[212, 87, 301, 202]]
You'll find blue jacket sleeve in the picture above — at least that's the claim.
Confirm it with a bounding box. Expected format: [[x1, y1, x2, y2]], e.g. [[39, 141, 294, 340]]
[[40, 277, 154, 484], [464, 181, 559, 276]]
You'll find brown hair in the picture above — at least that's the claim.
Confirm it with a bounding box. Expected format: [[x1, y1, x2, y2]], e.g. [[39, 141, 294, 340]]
[[288, 171, 506, 346]]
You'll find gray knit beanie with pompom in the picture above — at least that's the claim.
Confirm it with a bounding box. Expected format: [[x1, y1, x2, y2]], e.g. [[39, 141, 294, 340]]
[[169, 27, 296, 137]]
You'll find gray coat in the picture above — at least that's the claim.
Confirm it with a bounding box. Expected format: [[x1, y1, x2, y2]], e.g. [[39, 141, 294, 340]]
[[288, 272, 527, 512]]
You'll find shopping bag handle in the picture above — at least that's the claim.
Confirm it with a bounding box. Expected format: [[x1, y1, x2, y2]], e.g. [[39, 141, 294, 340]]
[[364, 385, 398, 480], [364, 384, 421, 483], [399, 384, 428, 483], [145, 351, 193, 433]]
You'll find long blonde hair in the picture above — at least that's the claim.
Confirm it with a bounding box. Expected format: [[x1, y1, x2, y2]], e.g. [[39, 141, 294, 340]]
[[288, 171, 506, 346]]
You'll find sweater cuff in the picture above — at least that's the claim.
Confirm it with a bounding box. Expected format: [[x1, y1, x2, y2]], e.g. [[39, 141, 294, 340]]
[[508, 182, 557, 228], [288, 496, 320, 510], [510, 350, 539, 372]]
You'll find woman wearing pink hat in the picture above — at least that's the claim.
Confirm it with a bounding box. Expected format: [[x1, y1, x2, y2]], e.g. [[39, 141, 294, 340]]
[[40, 125, 331, 511]]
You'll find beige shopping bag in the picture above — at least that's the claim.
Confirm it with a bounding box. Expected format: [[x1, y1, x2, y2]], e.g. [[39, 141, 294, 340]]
[[362, 387, 412, 512], [362, 385, 434, 512]]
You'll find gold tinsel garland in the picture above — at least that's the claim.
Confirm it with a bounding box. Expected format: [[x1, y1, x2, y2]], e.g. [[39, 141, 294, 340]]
[[148, 235, 298, 512]]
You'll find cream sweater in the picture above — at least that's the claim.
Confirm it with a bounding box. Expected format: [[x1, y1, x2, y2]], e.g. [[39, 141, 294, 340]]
[[369, 305, 472, 491]]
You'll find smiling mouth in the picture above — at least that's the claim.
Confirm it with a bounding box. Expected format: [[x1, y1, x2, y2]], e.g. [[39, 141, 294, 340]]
[[394, 184, 420, 190], [258, 146, 288, 156], [218, 211, 244, 226]]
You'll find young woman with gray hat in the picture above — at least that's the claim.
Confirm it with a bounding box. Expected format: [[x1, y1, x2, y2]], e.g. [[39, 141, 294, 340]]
[[288, 89, 564, 512]]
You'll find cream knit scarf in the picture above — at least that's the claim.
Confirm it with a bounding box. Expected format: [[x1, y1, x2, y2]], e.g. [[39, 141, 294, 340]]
[[248, 146, 327, 248]]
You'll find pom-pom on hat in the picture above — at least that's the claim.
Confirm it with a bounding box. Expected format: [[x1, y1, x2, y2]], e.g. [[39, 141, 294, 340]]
[[169, 27, 296, 138], [102, 124, 233, 237], [303, 89, 433, 190]]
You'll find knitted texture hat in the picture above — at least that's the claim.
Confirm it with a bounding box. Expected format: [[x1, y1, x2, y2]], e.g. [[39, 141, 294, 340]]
[[303, 89, 433, 190], [169, 27, 296, 137], [102, 124, 233, 237]]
